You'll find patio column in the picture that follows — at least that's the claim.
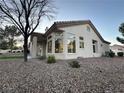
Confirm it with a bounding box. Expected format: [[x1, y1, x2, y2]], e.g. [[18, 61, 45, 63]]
[[31, 36, 37, 58], [42, 41, 46, 57]]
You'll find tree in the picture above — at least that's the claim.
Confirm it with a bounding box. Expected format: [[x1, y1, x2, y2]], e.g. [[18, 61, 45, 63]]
[[0, 40, 9, 50], [0, 27, 8, 50], [0, 27, 4, 40], [0, 0, 55, 61], [5, 25, 21, 51], [117, 23, 124, 44], [0, 25, 21, 50]]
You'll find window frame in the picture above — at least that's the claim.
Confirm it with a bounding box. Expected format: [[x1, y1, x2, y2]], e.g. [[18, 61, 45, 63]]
[[67, 33, 76, 53], [47, 40, 52, 53], [47, 35, 52, 53], [79, 36, 84, 48], [55, 33, 63, 53], [92, 40, 98, 53]]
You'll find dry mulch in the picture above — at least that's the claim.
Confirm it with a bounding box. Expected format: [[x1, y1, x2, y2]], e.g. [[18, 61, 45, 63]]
[[0, 57, 124, 93]]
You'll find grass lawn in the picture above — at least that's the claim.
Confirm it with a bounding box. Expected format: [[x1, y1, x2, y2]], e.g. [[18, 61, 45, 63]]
[[0, 53, 23, 60]]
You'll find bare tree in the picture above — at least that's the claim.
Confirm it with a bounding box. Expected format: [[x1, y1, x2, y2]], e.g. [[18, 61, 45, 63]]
[[0, 0, 55, 61]]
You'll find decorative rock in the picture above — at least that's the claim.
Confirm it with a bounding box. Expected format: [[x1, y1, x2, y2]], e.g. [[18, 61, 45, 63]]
[[0, 57, 124, 93]]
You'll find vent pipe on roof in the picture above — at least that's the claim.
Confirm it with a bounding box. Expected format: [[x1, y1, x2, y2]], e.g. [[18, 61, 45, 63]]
[[45, 27, 49, 32]]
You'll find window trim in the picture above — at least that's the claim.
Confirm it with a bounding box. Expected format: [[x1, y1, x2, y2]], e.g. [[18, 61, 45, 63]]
[[67, 33, 76, 53], [92, 40, 98, 53], [47, 40, 52, 53], [55, 33, 63, 53], [79, 36, 84, 48], [47, 35, 52, 53]]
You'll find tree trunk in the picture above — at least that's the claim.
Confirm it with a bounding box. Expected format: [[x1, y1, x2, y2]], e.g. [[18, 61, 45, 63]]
[[23, 36, 28, 62]]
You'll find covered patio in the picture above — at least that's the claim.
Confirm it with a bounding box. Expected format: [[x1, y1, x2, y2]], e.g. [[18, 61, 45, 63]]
[[30, 33, 46, 58]]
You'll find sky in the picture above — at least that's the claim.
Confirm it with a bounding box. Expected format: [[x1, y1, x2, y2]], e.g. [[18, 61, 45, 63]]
[[36, 0, 124, 45]]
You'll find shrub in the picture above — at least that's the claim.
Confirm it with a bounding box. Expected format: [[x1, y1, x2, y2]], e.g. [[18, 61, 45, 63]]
[[47, 55, 56, 63], [102, 51, 110, 57], [69, 61, 80, 68], [117, 52, 124, 57], [105, 51, 110, 57], [102, 51, 115, 58], [109, 50, 115, 58]]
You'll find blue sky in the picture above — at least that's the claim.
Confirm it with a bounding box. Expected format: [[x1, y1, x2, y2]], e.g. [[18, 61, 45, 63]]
[[36, 0, 124, 45]]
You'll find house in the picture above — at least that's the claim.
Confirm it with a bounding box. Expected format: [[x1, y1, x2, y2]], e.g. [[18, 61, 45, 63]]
[[30, 20, 110, 59], [110, 44, 124, 55]]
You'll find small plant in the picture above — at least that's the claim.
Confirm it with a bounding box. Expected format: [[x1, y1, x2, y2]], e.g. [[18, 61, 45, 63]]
[[69, 61, 80, 68], [109, 50, 115, 58], [105, 51, 110, 57], [47, 55, 56, 63], [102, 51, 110, 57], [117, 52, 124, 57]]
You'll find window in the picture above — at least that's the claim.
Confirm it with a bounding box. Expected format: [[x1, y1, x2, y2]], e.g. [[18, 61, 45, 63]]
[[55, 33, 63, 53], [48, 40, 52, 53], [92, 40, 98, 53], [48, 35, 52, 39], [118, 48, 122, 51], [87, 26, 90, 32], [67, 33, 76, 53], [79, 37, 84, 48], [47, 35, 52, 53]]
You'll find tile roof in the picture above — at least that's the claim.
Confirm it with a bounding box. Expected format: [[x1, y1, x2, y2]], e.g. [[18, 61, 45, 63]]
[[111, 44, 124, 48], [54, 20, 110, 44], [32, 20, 110, 44], [30, 32, 46, 42]]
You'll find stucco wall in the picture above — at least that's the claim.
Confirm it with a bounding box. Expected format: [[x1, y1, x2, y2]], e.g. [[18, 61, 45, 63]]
[[31, 24, 110, 59], [58, 24, 110, 59], [30, 36, 37, 58]]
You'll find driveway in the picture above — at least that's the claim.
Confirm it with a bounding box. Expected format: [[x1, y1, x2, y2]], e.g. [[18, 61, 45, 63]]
[[0, 57, 124, 93]]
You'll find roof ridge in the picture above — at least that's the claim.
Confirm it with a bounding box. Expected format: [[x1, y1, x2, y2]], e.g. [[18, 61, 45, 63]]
[[32, 32, 44, 34], [44, 20, 110, 44], [55, 20, 91, 24], [113, 44, 124, 46]]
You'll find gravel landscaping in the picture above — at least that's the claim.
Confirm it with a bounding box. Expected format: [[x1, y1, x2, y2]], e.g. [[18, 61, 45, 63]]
[[0, 57, 124, 93]]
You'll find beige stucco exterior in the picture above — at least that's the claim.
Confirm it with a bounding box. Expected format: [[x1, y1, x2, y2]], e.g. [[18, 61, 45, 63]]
[[30, 21, 110, 59]]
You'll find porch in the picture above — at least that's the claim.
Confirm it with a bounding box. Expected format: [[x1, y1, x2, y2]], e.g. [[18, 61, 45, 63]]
[[30, 33, 46, 58]]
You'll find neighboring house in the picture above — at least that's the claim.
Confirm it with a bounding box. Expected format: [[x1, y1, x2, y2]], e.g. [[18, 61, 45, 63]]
[[30, 20, 110, 59], [110, 44, 124, 55], [0, 49, 10, 54]]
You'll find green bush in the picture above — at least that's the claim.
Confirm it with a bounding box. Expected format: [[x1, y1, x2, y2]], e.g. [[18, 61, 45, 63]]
[[47, 55, 56, 63], [117, 52, 124, 57], [109, 50, 115, 58], [69, 61, 80, 68]]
